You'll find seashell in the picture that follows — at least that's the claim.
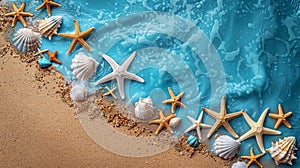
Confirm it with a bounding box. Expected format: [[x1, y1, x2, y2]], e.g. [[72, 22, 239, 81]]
[[13, 28, 42, 53], [71, 52, 99, 81], [187, 135, 199, 148], [266, 136, 297, 165], [38, 57, 52, 68], [70, 84, 87, 102], [214, 135, 240, 159], [38, 16, 62, 40], [169, 118, 181, 127], [231, 161, 247, 168], [134, 96, 154, 120]]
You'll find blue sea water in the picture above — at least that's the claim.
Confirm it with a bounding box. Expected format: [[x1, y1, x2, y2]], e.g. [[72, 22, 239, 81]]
[[4, 0, 300, 167]]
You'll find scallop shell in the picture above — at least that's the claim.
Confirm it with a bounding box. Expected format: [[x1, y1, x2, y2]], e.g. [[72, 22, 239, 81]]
[[187, 135, 199, 148], [266, 136, 297, 165], [71, 52, 99, 81], [214, 135, 240, 159], [70, 84, 87, 102], [38, 16, 62, 40], [134, 96, 154, 120], [13, 28, 42, 53], [169, 118, 181, 127], [231, 161, 247, 168]]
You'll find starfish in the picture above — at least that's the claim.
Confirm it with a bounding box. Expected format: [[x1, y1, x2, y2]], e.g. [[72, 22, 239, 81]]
[[33, 48, 48, 57], [5, 2, 33, 27], [269, 104, 292, 129], [162, 87, 186, 114], [103, 86, 117, 100], [58, 20, 94, 54], [46, 50, 61, 64], [184, 111, 212, 142], [36, 0, 61, 16], [241, 148, 264, 168], [202, 96, 243, 139], [237, 108, 281, 153], [95, 52, 144, 99], [149, 109, 175, 135]]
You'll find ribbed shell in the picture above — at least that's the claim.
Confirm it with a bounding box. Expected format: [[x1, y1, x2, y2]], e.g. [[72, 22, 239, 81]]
[[70, 84, 87, 102], [134, 97, 154, 120], [187, 135, 199, 148], [231, 161, 247, 168], [266, 136, 297, 165], [71, 52, 99, 81], [13, 28, 42, 53], [214, 135, 240, 159], [38, 16, 62, 40]]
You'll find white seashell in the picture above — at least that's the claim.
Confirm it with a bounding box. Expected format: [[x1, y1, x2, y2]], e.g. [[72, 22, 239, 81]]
[[70, 84, 87, 102], [266, 136, 297, 165], [214, 135, 240, 159], [169, 118, 181, 128], [231, 161, 247, 168], [38, 16, 62, 40], [134, 97, 154, 120], [71, 52, 99, 81], [13, 28, 42, 53]]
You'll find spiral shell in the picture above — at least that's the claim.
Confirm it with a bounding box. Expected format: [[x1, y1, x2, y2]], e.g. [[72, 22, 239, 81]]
[[70, 84, 87, 102], [169, 118, 181, 128], [71, 52, 99, 81], [134, 97, 154, 120], [38, 16, 62, 40], [214, 135, 240, 159], [13, 28, 42, 53], [266, 136, 297, 165]]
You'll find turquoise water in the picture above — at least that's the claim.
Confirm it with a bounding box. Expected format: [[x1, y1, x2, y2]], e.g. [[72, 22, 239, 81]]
[[5, 0, 300, 167]]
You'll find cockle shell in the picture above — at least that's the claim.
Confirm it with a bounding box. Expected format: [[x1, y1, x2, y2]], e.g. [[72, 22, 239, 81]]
[[70, 84, 87, 102], [187, 135, 199, 148], [266, 136, 297, 165], [231, 161, 247, 168], [71, 52, 99, 81], [214, 135, 240, 159], [169, 118, 181, 127], [38, 16, 62, 40], [13, 28, 42, 53], [134, 96, 154, 120], [38, 57, 52, 68]]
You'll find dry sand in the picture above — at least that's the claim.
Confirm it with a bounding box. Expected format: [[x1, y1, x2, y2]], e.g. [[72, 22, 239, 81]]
[[0, 16, 229, 168]]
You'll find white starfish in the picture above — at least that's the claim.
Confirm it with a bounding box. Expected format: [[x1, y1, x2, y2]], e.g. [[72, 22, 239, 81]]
[[237, 108, 281, 153], [184, 111, 212, 142], [95, 52, 144, 99]]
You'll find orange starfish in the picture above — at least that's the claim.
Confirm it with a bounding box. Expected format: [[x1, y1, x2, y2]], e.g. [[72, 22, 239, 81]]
[[5, 2, 33, 27], [241, 148, 264, 168], [162, 87, 186, 114], [149, 109, 175, 135], [47, 50, 61, 64], [58, 20, 95, 54], [36, 0, 61, 16], [269, 104, 292, 129]]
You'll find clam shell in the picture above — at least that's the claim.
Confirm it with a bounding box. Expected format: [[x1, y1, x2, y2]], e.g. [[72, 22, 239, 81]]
[[231, 161, 246, 168], [134, 97, 154, 120], [70, 84, 87, 102], [38, 16, 62, 40], [13, 28, 42, 53], [266, 136, 297, 165], [71, 52, 99, 81], [214, 135, 240, 159], [169, 118, 181, 127], [187, 135, 199, 148], [38, 57, 52, 68]]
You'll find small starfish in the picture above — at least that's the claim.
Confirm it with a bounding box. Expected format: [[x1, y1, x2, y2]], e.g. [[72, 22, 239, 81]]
[[46, 50, 61, 64], [36, 0, 61, 16], [237, 108, 281, 153], [162, 87, 186, 114], [241, 148, 265, 168], [269, 104, 292, 129], [202, 96, 243, 139], [103, 86, 117, 100], [5, 2, 33, 27], [33, 48, 48, 57], [58, 20, 94, 54], [95, 52, 144, 99], [149, 109, 175, 135], [184, 111, 212, 142]]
